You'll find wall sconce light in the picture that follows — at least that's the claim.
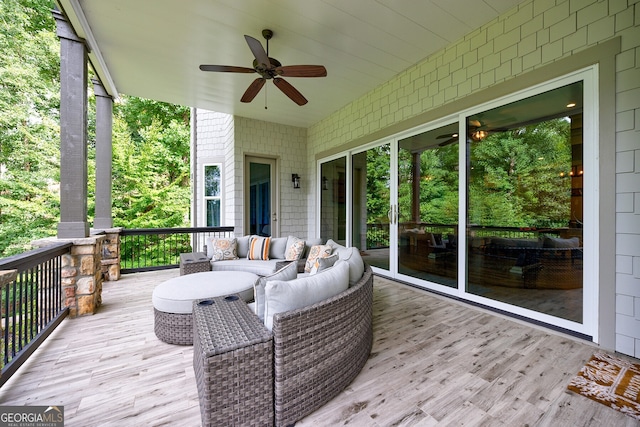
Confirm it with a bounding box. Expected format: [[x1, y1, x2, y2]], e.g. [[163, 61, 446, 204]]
[[322, 176, 329, 190], [292, 173, 300, 189]]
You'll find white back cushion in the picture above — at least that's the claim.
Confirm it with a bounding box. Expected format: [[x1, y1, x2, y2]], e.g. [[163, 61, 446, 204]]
[[236, 235, 252, 258], [253, 261, 298, 321], [264, 260, 349, 330], [325, 240, 364, 286], [269, 237, 288, 259]]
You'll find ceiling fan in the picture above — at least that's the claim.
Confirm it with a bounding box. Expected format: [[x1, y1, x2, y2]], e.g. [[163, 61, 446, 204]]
[[436, 119, 511, 145], [199, 29, 327, 106]]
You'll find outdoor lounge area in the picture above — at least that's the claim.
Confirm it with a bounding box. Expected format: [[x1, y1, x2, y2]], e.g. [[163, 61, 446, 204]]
[[0, 268, 636, 426], [1, 0, 639, 425]]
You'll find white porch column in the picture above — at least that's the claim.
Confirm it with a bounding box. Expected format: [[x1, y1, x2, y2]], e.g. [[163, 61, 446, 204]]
[[92, 79, 114, 229], [53, 10, 89, 238]]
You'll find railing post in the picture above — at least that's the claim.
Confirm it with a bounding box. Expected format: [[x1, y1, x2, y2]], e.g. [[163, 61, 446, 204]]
[[32, 236, 105, 318], [0, 270, 17, 289], [99, 228, 122, 282]]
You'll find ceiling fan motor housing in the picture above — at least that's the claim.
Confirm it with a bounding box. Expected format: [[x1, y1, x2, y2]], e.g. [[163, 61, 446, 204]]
[[252, 57, 282, 78]]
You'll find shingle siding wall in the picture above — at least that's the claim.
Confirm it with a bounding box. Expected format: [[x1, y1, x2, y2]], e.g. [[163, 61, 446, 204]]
[[307, 0, 639, 357], [231, 116, 308, 238], [195, 110, 234, 228]]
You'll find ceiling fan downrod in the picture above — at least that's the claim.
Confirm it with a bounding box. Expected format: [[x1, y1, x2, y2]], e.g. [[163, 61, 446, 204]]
[[263, 29, 273, 56]]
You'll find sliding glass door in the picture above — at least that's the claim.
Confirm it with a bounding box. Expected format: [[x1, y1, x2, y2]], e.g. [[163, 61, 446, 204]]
[[465, 81, 584, 323], [351, 144, 391, 271], [317, 69, 595, 337], [397, 124, 459, 287]]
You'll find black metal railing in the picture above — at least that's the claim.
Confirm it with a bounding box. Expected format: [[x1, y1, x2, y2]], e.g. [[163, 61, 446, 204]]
[[367, 223, 390, 249], [0, 242, 71, 387], [120, 226, 234, 273], [369, 221, 569, 250]]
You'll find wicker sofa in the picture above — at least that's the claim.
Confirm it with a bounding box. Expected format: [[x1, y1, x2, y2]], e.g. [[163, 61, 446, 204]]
[[271, 263, 373, 426], [196, 235, 374, 426], [205, 235, 322, 276]]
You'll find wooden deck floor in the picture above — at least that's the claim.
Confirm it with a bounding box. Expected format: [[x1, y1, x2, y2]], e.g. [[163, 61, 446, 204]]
[[0, 269, 637, 426]]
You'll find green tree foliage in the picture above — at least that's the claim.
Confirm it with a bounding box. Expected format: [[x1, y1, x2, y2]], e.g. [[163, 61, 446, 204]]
[[0, 0, 60, 256], [394, 117, 571, 230], [111, 100, 191, 229], [468, 119, 571, 228], [398, 143, 459, 225], [0, 0, 191, 257], [365, 144, 390, 224]]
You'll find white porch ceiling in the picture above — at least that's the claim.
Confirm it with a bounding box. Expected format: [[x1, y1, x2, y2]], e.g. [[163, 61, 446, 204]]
[[58, 0, 525, 128]]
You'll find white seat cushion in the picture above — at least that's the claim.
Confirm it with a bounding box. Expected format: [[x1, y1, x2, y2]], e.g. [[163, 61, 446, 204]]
[[209, 259, 281, 276], [152, 271, 258, 314]]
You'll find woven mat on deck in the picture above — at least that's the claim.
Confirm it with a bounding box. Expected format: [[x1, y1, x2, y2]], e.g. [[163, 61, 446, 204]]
[[568, 351, 640, 421]]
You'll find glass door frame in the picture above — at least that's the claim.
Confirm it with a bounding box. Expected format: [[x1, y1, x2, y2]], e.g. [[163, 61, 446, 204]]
[[245, 156, 279, 237]]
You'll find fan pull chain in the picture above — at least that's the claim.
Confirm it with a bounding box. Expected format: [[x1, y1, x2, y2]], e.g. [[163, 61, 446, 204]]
[[264, 84, 268, 110]]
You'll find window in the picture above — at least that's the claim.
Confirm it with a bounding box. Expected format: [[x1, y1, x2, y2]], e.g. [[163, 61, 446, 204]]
[[204, 164, 221, 227], [465, 81, 585, 323]]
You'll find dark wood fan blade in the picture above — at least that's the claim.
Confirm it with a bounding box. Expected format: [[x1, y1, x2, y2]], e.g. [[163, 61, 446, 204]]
[[240, 78, 266, 103], [244, 35, 271, 69], [273, 78, 308, 105], [275, 65, 327, 77], [438, 137, 457, 147], [199, 65, 256, 73]]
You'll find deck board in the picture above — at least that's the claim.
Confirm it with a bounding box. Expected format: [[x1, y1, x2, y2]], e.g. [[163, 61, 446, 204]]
[[0, 269, 637, 426]]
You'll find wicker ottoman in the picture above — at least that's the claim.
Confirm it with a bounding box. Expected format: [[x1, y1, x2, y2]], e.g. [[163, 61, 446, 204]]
[[152, 271, 258, 345], [193, 296, 273, 427], [180, 252, 210, 275]]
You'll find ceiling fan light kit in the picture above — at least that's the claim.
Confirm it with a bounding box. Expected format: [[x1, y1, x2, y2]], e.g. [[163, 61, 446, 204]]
[[200, 29, 327, 106]]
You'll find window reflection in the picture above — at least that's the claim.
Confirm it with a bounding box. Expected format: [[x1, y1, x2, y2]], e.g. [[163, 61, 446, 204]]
[[320, 157, 347, 244], [466, 81, 584, 322], [351, 145, 391, 270], [397, 124, 459, 287]]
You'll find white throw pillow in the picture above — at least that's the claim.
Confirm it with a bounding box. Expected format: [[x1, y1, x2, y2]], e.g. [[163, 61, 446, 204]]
[[309, 253, 338, 275], [264, 260, 349, 330], [253, 261, 298, 321]]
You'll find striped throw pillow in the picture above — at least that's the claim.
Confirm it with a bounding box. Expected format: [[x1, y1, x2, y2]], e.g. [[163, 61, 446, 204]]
[[247, 236, 271, 260]]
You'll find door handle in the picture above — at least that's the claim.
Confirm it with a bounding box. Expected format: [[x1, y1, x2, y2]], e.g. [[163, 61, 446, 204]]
[[388, 205, 398, 224]]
